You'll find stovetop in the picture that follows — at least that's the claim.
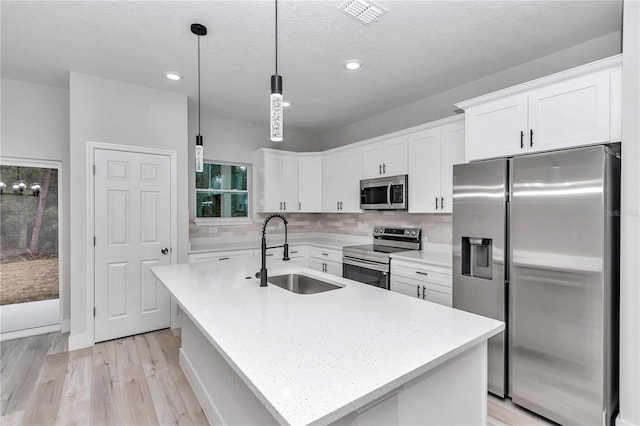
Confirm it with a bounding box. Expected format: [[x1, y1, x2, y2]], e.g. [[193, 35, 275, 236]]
[[342, 227, 422, 264]]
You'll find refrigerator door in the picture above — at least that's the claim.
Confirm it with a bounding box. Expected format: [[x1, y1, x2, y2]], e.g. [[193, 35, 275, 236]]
[[453, 159, 508, 397], [510, 146, 618, 425]]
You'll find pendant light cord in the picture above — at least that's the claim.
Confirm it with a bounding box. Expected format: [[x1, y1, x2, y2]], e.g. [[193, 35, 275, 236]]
[[198, 34, 201, 135], [275, 0, 278, 75]]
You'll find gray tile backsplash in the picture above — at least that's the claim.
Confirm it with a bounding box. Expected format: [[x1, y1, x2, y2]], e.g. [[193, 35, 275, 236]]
[[190, 212, 452, 244]]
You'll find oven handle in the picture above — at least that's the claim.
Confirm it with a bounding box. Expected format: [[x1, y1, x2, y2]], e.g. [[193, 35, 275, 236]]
[[342, 256, 389, 273], [387, 182, 392, 207]]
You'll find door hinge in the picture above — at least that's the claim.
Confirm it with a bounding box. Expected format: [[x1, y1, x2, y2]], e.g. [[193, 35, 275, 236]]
[[93, 236, 96, 246], [93, 165, 96, 175], [93, 307, 96, 317]]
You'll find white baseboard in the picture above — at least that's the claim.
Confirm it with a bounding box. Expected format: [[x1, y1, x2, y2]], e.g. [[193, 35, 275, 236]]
[[0, 324, 60, 342], [616, 415, 639, 426], [68, 332, 93, 350]]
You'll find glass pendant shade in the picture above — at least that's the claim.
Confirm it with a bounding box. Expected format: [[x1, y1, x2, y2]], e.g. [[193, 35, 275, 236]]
[[270, 74, 283, 142], [195, 139, 204, 173]]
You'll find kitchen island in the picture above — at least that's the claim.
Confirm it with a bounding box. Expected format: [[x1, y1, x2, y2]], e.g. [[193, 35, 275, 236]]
[[151, 258, 503, 426]]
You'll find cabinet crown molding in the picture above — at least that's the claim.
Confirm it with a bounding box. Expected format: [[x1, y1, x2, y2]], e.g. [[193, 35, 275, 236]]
[[455, 54, 622, 110]]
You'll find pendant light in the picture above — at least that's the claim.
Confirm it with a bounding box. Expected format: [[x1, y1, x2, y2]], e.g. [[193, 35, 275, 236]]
[[270, 0, 283, 142], [191, 23, 207, 172]]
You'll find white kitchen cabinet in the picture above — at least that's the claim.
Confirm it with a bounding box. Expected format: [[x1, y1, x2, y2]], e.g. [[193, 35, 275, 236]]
[[254, 149, 298, 213], [322, 148, 362, 213], [408, 119, 465, 213], [309, 246, 342, 276], [297, 155, 323, 212], [458, 55, 621, 162], [362, 136, 408, 179], [188, 249, 254, 263], [390, 260, 452, 307]]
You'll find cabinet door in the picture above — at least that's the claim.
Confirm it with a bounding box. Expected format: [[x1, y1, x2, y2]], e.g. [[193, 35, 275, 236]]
[[281, 155, 298, 213], [382, 136, 408, 176], [298, 155, 323, 212], [466, 94, 528, 161], [362, 143, 383, 179], [309, 258, 325, 273], [528, 70, 611, 153], [324, 261, 343, 277], [439, 121, 466, 213], [408, 128, 441, 213], [390, 275, 421, 299], [262, 152, 283, 212], [322, 154, 342, 212], [340, 148, 363, 212], [425, 284, 452, 307]]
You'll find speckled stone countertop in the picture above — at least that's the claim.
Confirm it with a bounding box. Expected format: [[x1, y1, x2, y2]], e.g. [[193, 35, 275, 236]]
[[151, 258, 503, 426]]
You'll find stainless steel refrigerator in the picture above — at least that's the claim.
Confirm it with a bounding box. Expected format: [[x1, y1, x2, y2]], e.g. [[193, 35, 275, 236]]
[[452, 145, 620, 426]]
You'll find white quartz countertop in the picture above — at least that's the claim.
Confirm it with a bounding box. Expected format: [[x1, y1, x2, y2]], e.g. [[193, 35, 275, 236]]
[[189, 234, 367, 254], [390, 249, 452, 268], [152, 258, 503, 425]]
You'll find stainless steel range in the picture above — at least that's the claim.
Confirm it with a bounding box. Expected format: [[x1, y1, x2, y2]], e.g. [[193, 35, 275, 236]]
[[342, 227, 421, 290]]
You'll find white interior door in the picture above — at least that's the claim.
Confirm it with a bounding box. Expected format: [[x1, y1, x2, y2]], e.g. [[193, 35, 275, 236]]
[[94, 149, 171, 342]]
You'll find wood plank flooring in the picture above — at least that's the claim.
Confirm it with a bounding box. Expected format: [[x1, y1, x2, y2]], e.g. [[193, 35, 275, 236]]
[[1, 329, 554, 426]]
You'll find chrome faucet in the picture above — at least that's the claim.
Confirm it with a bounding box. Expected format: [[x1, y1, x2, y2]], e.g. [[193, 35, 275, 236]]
[[256, 213, 290, 287]]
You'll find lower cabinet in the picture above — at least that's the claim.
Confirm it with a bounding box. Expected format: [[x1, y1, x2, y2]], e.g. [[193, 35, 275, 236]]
[[390, 260, 452, 307], [259, 245, 308, 268], [188, 249, 254, 263], [308, 247, 343, 277]]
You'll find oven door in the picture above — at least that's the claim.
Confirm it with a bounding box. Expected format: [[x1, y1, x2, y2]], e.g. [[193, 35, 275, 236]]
[[342, 257, 389, 290]]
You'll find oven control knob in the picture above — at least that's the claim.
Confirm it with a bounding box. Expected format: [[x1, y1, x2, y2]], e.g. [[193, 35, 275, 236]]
[[411, 231, 417, 236], [405, 230, 410, 235]]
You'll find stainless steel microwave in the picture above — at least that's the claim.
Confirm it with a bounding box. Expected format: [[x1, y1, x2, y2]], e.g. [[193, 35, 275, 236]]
[[360, 175, 408, 210]]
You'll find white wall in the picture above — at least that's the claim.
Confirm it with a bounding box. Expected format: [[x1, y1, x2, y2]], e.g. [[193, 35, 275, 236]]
[[0, 78, 71, 330], [319, 32, 622, 149], [68, 72, 188, 349], [618, 1, 640, 425], [187, 111, 320, 221]]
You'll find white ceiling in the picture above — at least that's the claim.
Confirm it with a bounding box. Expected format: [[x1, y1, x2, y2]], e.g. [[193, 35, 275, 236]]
[[1, 1, 622, 135]]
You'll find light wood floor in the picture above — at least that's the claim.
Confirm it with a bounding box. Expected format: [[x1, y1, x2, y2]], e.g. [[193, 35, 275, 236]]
[[1, 330, 554, 426]]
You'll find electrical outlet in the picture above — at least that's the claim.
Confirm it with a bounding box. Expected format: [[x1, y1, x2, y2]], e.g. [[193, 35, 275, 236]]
[[209, 227, 218, 233]]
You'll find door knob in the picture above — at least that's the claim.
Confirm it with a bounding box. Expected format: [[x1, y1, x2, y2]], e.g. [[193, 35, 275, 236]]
[[161, 247, 169, 255]]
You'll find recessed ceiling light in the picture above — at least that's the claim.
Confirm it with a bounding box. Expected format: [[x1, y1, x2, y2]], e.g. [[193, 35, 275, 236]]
[[344, 60, 362, 70], [282, 100, 292, 107], [165, 72, 182, 81]]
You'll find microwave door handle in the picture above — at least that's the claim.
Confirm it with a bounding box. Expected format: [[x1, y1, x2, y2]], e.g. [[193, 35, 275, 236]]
[[387, 182, 392, 207]]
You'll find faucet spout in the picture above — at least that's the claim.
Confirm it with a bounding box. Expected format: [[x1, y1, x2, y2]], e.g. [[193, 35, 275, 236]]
[[258, 214, 290, 287]]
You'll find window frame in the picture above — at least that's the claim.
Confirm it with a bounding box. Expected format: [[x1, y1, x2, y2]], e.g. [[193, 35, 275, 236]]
[[194, 159, 253, 226]]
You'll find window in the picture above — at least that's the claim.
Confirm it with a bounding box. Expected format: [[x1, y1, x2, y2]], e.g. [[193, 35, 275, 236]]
[[195, 161, 251, 224]]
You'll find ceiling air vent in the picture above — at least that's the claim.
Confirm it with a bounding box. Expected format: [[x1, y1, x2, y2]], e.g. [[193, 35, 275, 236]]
[[338, 0, 387, 26]]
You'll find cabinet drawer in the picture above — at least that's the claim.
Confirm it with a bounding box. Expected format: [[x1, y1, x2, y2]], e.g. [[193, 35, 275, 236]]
[[309, 246, 342, 263], [260, 245, 307, 260], [188, 249, 254, 263], [392, 262, 451, 287]]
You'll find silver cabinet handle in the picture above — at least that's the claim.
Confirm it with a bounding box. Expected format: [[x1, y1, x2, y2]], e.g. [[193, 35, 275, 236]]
[[435, 197, 438, 210], [383, 163, 386, 174], [161, 247, 169, 255], [422, 286, 426, 299], [218, 257, 230, 261], [337, 201, 339, 211], [379, 164, 382, 175], [321, 253, 329, 256], [339, 201, 343, 210], [299, 201, 301, 210], [416, 271, 429, 276], [280, 201, 283, 210], [520, 130, 524, 149], [283, 201, 286, 210], [530, 129, 534, 147], [266, 253, 274, 257], [441, 197, 444, 210], [417, 284, 420, 298], [291, 251, 298, 254]]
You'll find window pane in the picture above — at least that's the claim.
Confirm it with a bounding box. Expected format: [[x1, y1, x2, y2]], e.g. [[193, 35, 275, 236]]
[[196, 191, 249, 218], [196, 164, 247, 191]]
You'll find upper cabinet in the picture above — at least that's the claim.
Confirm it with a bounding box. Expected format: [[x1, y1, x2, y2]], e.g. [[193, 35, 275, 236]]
[[323, 147, 363, 213], [298, 154, 323, 212], [253, 149, 298, 213], [408, 118, 465, 213], [362, 136, 408, 179], [457, 55, 622, 162]]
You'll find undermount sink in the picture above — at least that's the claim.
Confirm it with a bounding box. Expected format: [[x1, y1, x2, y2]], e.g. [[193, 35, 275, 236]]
[[267, 273, 343, 294]]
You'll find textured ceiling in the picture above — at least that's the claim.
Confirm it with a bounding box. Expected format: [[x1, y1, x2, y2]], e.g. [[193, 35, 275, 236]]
[[1, 1, 622, 135]]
